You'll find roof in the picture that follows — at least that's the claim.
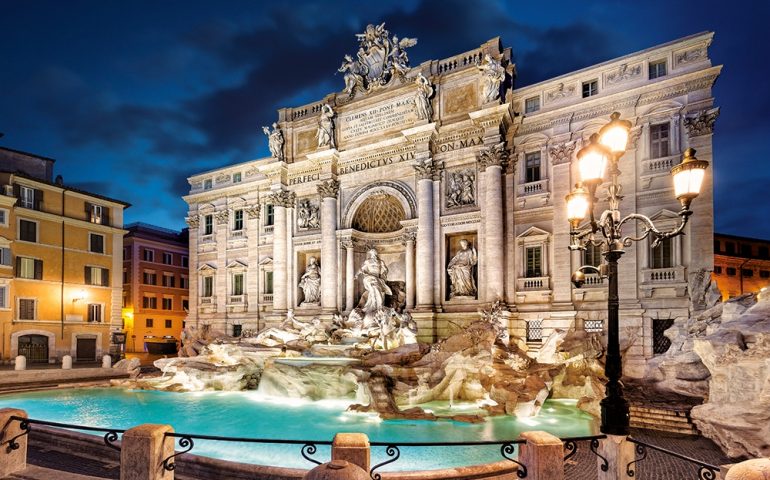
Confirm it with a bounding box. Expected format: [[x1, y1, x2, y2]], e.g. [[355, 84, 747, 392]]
[[714, 232, 770, 245], [0, 145, 56, 163], [1, 169, 131, 207], [125, 222, 189, 244]]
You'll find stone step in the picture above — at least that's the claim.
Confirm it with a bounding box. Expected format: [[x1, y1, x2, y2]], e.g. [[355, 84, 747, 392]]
[[629, 405, 700, 436]]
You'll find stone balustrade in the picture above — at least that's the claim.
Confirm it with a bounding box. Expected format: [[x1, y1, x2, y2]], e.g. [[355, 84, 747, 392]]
[[517, 276, 551, 291], [643, 266, 686, 284], [643, 154, 678, 173], [518, 179, 549, 197]]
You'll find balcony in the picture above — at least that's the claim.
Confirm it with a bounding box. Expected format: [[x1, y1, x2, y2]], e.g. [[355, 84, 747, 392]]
[[228, 295, 246, 304], [643, 266, 686, 284], [200, 234, 214, 244], [230, 230, 245, 239], [517, 179, 549, 197], [643, 154, 678, 174], [582, 273, 605, 288], [200, 296, 215, 305], [517, 276, 551, 291], [261, 293, 274, 303], [263, 225, 274, 234]]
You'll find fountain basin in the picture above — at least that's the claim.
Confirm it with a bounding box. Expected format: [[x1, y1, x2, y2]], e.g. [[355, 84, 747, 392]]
[[273, 357, 362, 367]]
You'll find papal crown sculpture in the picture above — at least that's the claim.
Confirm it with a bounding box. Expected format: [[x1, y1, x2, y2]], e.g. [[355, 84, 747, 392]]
[[338, 22, 418, 97]]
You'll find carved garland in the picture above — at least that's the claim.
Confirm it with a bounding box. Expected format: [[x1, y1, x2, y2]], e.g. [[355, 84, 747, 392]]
[[548, 142, 576, 166]]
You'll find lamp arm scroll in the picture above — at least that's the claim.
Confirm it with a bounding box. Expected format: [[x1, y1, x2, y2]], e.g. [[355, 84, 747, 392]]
[[617, 210, 692, 248]]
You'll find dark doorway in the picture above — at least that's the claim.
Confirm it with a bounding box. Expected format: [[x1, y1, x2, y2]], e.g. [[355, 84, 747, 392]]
[[18, 335, 49, 363], [76, 338, 97, 361]]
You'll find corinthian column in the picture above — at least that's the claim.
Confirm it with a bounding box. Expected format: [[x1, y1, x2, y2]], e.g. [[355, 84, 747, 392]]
[[402, 231, 416, 309], [342, 239, 355, 312], [318, 179, 340, 312], [414, 158, 438, 309], [478, 142, 508, 302], [269, 190, 294, 312]]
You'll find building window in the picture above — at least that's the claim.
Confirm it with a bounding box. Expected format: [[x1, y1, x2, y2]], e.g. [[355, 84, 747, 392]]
[[181, 256, 189, 268], [650, 123, 670, 159], [162, 252, 173, 265], [233, 172, 242, 183], [265, 205, 274, 226], [204, 215, 213, 235], [0, 285, 8, 309], [264, 271, 273, 294], [741, 244, 752, 257], [162, 298, 173, 310], [85, 266, 109, 286], [653, 318, 675, 354], [525, 247, 542, 278], [89, 233, 105, 254], [142, 271, 156, 285], [19, 219, 37, 242], [232, 273, 244, 296], [180, 275, 188, 289], [714, 266, 722, 274], [742, 269, 754, 278], [142, 296, 157, 309], [204, 179, 212, 190], [582, 79, 598, 98], [202, 276, 214, 297], [524, 96, 540, 113], [162, 273, 175, 288], [123, 269, 128, 284], [87, 304, 102, 323], [165, 319, 173, 329], [87, 204, 108, 225], [18, 298, 36, 320], [143, 248, 154, 262], [649, 59, 667, 79], [759, 246, 769, 259], [182, 299, 189, 310], [725, 242, 736, 255], [233, 210, 244, 231], [650, 237, 674, 269], [0, 209, 7, 227], [525, 152, 541, 183], [584, 244, 603, 267], [713, 240, 721, 253], [726, 267, 737, 276], [19, 186, 35, 209], [17, 257, 42, 280], [526, 319, 543, 342], [0, 247, 11, 266], [760, 270, 770, 279], [146, 318, 154, 328]]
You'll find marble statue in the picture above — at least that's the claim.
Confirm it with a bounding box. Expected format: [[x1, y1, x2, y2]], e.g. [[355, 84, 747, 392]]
[[414, 73, 433, 121], [476, 54, 505, 103], [297, 199, 320, 230], [447, 239, 478, 298], [339, 23, 417, 94], [262, 122, 284, 161], [298, 257, 321, 305], [317, 104, 336, 148], [354, 248, 392, 312], [447, 170, 475, 208]]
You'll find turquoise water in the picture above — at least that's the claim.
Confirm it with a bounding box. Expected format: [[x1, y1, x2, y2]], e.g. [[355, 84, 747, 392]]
[[0, 388, 596, 471]]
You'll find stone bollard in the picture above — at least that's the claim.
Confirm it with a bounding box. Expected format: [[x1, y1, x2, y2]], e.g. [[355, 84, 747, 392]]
[[0, 408, 28, 478], [518, 431, 564, 480], [102, 355, 112, 368], [62, 355, 72, 369], [724, 458, 770, 479], [332, 433, 370, 472], [597, 435, 635, 480], [14, 355, 26, 371], [120, 424, 174, 480], [303, 460, 369, 480]]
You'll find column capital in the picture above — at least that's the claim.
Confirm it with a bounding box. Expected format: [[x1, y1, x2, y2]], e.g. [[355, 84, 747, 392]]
[[684, 106, 719, 137], [317, 179, 340, 199], [268, 190, 296, 208], [477, 142, 509, 172], [401, 231, 417, 245], [413, 157, 443, 181], [341, 238, 354, 249], [185, 215, 200, 229]]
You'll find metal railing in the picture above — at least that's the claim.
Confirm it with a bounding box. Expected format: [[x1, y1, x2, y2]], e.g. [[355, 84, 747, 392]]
[[561, 435, 608, 470], [627, 437, 720, 480], [2, 416, 124, 453]]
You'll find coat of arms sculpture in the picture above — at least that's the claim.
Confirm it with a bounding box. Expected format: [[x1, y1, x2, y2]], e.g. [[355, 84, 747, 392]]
[[338, 23, 417, 97]]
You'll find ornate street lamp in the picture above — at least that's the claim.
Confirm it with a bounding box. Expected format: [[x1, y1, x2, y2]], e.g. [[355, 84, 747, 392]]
[[566, 112, 709, 435]]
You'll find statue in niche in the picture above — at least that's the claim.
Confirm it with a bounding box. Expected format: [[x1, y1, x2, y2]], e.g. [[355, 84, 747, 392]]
[[262, 122, 284, 161], [414, 73, 434, 121], [476, 54, 505, 103], [298, 257, 321, 305], [297, 199, 320, 230], [354, 248, 392, 313], [447, 170, 475, 208], [447, 239, 478, 298], [317, 104, 336, 149]]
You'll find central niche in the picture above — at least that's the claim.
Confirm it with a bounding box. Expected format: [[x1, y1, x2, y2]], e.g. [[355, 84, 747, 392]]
[[351, 193, 405, 233]]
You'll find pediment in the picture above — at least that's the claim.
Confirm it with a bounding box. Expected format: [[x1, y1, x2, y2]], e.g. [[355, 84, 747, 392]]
[[227, 260, 248, 269], [258, 257, 273, 266], [198, 263, 217, 272], [517, 226, 551, 239], [0, 235, 11, 247]]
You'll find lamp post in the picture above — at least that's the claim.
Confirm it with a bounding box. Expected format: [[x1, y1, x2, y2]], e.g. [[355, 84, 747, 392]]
[[566, 112, 709, 435]]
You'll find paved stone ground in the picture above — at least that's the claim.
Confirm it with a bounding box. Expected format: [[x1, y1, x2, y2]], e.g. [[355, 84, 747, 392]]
[[564, 428, 737, 480], [22, 428, 737, 480]]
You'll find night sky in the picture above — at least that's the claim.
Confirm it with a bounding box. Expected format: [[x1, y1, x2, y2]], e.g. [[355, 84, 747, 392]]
[[1, 1, 768, 238]]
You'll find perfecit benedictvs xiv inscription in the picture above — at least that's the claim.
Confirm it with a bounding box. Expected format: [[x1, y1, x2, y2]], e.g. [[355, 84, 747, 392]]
[[339, 96, 418, 143]]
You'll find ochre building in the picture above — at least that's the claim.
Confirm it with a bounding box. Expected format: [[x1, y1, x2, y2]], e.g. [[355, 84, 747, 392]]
[[184, 28, 719, 378], [713, 233, 770, 300], [122, 223, 189, 353], [0, 146, 128, 363]]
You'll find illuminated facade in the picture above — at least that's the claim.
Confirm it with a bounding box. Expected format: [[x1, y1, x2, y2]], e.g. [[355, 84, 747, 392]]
[[122, 223, 189, 352], [713, 233, 770, 300], [0, 146, 129, 363]]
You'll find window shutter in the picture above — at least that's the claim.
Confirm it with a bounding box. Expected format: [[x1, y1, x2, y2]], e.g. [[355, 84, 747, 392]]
[[15, 256, 21, 276], [85, 202, 92, 218], [85, 266, 92, 284], [102, 207, 110, 226], [34, 259, 43, 280], [102, 268, 110, 287], [33, 189, 43, 211]]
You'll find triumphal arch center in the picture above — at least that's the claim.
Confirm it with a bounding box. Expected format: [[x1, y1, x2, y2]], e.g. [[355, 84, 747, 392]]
[[184, 25, 719, 376]]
